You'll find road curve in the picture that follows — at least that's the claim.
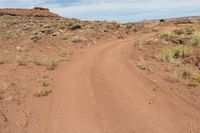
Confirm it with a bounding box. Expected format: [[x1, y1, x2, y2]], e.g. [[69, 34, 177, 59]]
[[40, 34, 200, 133]]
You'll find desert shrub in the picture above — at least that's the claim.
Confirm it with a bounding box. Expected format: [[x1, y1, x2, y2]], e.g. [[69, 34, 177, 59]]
[[32, 57, 42, 65], [159, 32, 177, 41], [71, 35, 83, 43], [182, 71, 192, 80], [159, 30, 192, 45], [59, 50, 73, 61], [43, 57, 56, 70], [158, 45, 192, 62], [1, 33, 21, 40], [16, 56, 27, 66], [190, 31, 200, 47], [167, 71, 179, 83], [65, 22, 73, 27], [136, 59, 149, 70], [0, 55, 12, 64], [39, 75, 49, 87], [187, 74, 200, 87], [144, 24, 158, 32], [33, 89, 51, 97], [68, 23, 81, 30], [1, 33, 13, 40], [30, 34, 42, 42]]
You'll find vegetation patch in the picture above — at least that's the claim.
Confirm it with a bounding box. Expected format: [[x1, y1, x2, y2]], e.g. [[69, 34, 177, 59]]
[[0, 55, 12, 64], [182, 71, 192, 80], [33, 89, 52, 97], [38, 75, 49, 87], [159, 32, 177, 41], [30, 34, 42, 42], [157, 45, 192, 62], [167, 71, 180, 83], [71, 35, 83, 43], [42, 57, 56, 70], [190, 31, 200, 47], [1, 33, 20, 40], [136, 59, 149, 70], [16, 56, 27, 66], [188, 74, 200, 87]]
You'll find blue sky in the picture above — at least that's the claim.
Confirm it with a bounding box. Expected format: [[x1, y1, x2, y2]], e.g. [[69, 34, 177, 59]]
[[0, 0, 200, 22]]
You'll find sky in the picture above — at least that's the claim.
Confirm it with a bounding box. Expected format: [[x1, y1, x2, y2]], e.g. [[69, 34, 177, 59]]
[[0, 0, 200, 22]]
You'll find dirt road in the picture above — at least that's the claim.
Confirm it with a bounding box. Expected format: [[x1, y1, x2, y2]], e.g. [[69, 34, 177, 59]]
[[29, 33, 200, 133]]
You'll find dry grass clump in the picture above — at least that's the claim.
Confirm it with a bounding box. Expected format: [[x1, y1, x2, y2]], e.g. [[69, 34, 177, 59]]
[[0, 55, 12, 64], [1, 33, 20, 40], [182, 70, 192, 80], [71, 35, 83, 43], [159, 32, 177, 41], [59, 50, 73, 61], [42, 57, 56, 70], [68, 23, 81, 30], [30, 35, 42, 42], [136, 59, 149, 70], [158, 29, 193, 45], [188, 74, 200, 87], [32, 57, 42, 66], [33, 89, 52, 97], [16, 56, 27, 66], [144, 24, 158, 32], [39, 75, 49, 87], [34, 75, 51, 97], [157, 45, 192, 62], [167, 71, 179, 83], [190, 31, 200, 47]]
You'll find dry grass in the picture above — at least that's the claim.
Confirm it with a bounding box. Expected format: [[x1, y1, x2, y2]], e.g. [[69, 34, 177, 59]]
[[71, 35, 83, 43], [190, 31, 200, 47], [30, 34, 42, 42], [167, 71, 179, 83], [39, 75, 49, 87], [42, 57, 56, 70], [33, 89, 52, 97], [188, 74, 200, 87], [157, 45, 192, 62], [0, 55, 12, 64], [16, 56, 27, 66], [136, 59, 149, 70]]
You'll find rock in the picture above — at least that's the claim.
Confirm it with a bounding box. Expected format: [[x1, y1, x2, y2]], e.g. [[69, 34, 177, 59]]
[[16, 46, 22, 52], [69, 24, 81, 30]]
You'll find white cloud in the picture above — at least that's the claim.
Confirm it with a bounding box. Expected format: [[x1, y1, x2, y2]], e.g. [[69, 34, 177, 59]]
[[0, 0, 200, 22], [50, 0, 200, 21]]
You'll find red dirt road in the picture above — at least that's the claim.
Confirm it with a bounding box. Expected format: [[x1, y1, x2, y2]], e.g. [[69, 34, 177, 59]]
[[28, 34, 200, 133]]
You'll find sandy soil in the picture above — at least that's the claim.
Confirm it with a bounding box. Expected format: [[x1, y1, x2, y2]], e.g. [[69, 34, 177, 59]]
[[25, 32, 200, 133], [0, 8, 200, 133]]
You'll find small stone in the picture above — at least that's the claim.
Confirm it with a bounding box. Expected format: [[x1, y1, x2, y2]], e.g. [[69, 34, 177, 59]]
[[16, 46, 22, 52], [149, 100, 153, 104]]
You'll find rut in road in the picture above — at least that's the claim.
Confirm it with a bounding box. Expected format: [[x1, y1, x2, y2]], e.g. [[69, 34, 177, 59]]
[[41, 34, 200, 133]]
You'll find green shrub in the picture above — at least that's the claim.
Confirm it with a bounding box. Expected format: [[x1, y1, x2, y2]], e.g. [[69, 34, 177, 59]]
[[190, 31, 200, 47], [158, 45, 192, 62]]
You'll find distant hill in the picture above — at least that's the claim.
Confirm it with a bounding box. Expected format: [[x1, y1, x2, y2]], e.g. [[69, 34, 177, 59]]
[[0, 7, 61, 17]]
